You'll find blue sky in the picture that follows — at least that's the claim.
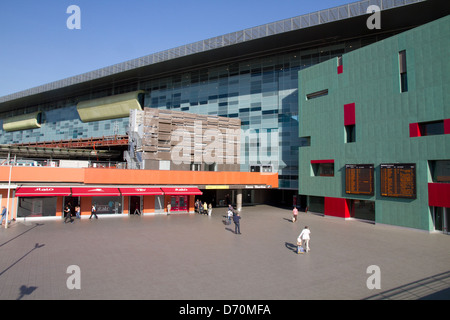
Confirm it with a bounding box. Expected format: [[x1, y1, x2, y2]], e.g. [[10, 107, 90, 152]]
[[0, 0, 352, 97]]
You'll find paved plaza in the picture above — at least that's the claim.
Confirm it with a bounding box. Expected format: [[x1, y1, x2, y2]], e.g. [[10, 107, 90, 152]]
[[0, 205, 449, 300]]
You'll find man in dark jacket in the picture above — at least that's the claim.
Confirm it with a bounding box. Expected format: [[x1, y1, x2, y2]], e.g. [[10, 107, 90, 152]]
[[233, 212, 241, 234]]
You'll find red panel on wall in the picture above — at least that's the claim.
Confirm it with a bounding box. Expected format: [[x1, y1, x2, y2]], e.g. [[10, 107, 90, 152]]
[[337, 65, 343, 74], [428, 183, 450, 207], [324, 197, 350, 218], [444, 119, 450, 135], [409, 123, 421, 137], [344, 103, 355, 126], [311, 159, 334, 164]]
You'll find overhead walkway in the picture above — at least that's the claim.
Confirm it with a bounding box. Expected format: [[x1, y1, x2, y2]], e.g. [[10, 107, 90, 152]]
[[0, 144, 121, 159]]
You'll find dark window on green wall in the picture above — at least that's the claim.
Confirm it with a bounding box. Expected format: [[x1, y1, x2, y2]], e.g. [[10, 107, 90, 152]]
[[345, 124, 356, 143], [419, 121, 444, 136], [312, 163, 334, 176], [399, 50, 408, 92], [306, 89, 328, 100], [430, 160, 450, 183]]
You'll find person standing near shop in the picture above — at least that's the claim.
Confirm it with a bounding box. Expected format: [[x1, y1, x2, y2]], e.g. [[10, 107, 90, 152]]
[[167, 202, 171, 215], [75, 205, 81, 219], [233, 212, 241, 234], [208, 203, 212, 216], [89, 204, 98, 219], [195, 199, 199, 213]]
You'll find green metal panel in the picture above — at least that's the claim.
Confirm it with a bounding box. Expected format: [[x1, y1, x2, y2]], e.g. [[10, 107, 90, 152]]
[[298, 16, 450, 231]]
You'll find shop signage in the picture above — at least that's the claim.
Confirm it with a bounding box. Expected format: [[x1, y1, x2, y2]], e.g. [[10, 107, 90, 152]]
[[205, 185, 229, 189]]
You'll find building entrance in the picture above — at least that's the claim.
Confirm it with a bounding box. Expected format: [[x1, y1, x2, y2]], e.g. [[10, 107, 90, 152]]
[[63, 196, 79, 218], [432, 207, 449, 234], [129, 196, 141, 215], [170, 196, 188, 212], [350, 199, 375, 222]]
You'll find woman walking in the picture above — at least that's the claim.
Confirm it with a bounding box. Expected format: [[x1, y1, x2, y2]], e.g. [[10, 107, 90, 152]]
[[298, 226, 311, 253]]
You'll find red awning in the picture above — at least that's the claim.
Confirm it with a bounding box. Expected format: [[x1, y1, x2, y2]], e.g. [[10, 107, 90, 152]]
[[16, 187, 72, 197], [71, 187, 121, 197], [161, 187, 202, 195], [119, 187, 163, 196]]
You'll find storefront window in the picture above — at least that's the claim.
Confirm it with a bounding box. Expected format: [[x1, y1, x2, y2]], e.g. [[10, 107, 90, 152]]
[[92, 196, 123, 214], [18, 197, 57, 217], [350, 200, 375, 222]]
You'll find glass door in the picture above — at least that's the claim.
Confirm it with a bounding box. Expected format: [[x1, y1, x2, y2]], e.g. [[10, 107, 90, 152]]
[[170, 196, 188, 212], [444, 207, 449, 235], [155, 195, 164, 213], [431, 206, 450, 234], [433, 207, 444, 232], [178, 196, 187, 211], [171, 196, 178, 211], [129, 196, 141, 215]]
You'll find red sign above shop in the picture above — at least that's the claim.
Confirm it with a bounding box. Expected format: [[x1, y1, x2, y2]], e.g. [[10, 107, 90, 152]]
[[119, 187, 164, 196], [71, 187, 121, 197], [161, 187, 202, 195], [15, 187, 71, 197]]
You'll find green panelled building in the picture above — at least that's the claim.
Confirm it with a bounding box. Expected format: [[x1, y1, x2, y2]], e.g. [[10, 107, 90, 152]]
[[298, 15, 450, 232]]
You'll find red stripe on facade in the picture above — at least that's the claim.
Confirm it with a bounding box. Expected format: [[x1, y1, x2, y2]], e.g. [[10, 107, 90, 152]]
[[344, 103, 355, 126], [428, 183, 450, 208], [409, 123, 421, 137], [324, 197, 350, 218], [444, 119, 450, 135], [311, 159, 334, 164]]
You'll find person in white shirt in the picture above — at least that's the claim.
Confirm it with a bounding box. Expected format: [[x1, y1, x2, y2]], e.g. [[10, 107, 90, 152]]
[[298, 226, 311, 253]]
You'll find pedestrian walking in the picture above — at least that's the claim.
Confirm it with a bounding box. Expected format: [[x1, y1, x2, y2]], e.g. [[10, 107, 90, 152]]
[[64, 205, 74, 223], [89, 204, 98, 219], [1, 206, 6, 225], [292, 206, 298, 222], [75, 205, 81, 219], [298, 226, 311, 253], [233, 212, 241, 234], [0, 206, 15, 226], [167, 203, 171, 215], [203, 202, 208, 214]]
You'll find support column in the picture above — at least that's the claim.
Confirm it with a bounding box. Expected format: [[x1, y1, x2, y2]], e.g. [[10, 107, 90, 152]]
[[236, 189, 242, 212]]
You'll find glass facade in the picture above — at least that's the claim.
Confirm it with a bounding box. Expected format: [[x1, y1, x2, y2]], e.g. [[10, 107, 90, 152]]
[[0, 36, 389, 189], [139, 45, 352, 189]]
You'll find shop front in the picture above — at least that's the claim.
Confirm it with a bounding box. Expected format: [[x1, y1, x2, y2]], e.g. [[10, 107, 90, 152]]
[[161, 187, 202, 213], [71, 187, 123, 215], [119, 187, 164, 215], [15, 187, 71, 218]]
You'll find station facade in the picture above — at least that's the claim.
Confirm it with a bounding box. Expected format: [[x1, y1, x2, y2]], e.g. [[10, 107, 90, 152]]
[[0, 0, 448, 231]]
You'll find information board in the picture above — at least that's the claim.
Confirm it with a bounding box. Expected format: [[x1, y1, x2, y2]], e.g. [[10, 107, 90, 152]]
[[380, 163, 416, 199], [345, 164, 374, 195]]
